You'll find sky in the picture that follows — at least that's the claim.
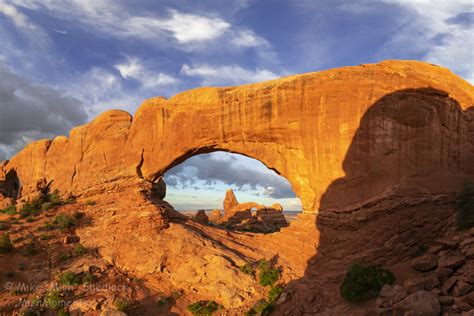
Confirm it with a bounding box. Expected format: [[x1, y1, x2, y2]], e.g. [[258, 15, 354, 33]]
[[0, 0, 472, 211]]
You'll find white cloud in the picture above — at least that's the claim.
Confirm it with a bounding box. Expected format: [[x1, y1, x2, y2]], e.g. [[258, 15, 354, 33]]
[[5, 1, 271, 52], [381, 0, 474, 83], [231, 30, 268, 47], [0, 0, 50, 46], [158, 10, 230, 43], [114, 56, 178, 88], [181, 64, 279, 85]]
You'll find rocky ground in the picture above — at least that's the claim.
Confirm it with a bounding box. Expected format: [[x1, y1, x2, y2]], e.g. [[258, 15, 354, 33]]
[[1, 191, 473, 315]]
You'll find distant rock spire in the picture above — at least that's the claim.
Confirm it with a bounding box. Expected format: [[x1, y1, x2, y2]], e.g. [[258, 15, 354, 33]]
[[223, 189, 238, 213]]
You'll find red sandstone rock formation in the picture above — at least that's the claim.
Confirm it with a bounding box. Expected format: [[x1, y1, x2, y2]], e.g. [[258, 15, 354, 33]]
[[0, 60, 473, 313], [223, 189, 238, 213], [194, 210, 209, 225], [1, 61, 472, 215]]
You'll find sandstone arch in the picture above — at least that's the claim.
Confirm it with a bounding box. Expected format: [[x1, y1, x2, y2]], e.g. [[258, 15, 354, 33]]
[[1, 60, 473, 215]]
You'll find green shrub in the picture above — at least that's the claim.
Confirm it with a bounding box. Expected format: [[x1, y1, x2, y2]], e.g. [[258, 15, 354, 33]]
[[57, 309, 69, 316], [82, 272, 95, 284], [58, 271, 82, 286], [157, 296, 168, 306], [43, 290, 64, 310], [73, 244, 86, 257], [458, 182, 474, 229], [23, 242, 38, 256], [115, 300, 131, 312], [268, 285, 283, 303], [84, 200, 96, 206], [1, 205, 17, 215], [187, 301, 219, 316], [39, 234, 53, 241], [19, 198, 42, 218], [0, 234, 14, 253], [245, 299, 272, 316], [44, 214, 75, 232], [47, 190, 63, 206], [41, 202, 54, 211], [414, 244, 427, 257], [340, 263, 395, 302], [239, 262, 255, 276], [258, 259, 280, 287], [58, 252, 72, 262]]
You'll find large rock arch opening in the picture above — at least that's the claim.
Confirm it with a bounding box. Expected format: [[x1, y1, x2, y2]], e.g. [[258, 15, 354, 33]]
[[162, 151, 301, 232]]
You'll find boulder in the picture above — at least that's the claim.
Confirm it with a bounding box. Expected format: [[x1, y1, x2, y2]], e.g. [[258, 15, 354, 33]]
[[393, 291, 440, 315], [404, 278, 426, 294], [63, 235, 80, 244], [194, 210, 209, 225], [452, 281, 472, 296], [438, 296, 454, 305], [100, 310, 127, 316], [411, 254, 437, 272], [208, 209, 222, 223], [150, 176, 166, 199], [433, 268, 454, 283], [438, 254, 466, 270]]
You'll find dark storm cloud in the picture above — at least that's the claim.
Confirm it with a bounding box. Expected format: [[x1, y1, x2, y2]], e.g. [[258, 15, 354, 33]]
[[0, 63, 88, 160], [446, 12, 474, 28], [164, 153, 296, 199]]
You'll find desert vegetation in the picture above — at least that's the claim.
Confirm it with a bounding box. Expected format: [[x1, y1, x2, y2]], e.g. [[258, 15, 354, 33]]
[[340, 263, 395, 302]]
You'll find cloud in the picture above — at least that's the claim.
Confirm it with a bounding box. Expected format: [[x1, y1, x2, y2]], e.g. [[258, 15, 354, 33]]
[[6, 1, 256, 48], [157, 10, 230, 43], [164, 152, 297, 199], [231, 30, 269, 48], [114, 56, 178, 88], [379, 0, 474, 83], [0, 63, 88, 160], [0, 0, 50, 47], [180, 64, 279, 85]]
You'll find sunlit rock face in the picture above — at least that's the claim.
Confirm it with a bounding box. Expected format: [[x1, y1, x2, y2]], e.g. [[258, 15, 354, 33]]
[[1, 60, 473, 214]]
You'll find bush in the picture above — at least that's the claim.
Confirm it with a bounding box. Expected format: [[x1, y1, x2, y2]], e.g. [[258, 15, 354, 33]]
[[41, 202, 54, 211], [239, 262, 255, 276], [258, 259, 280, 287], [187, 301, 219, 316], [1, 205, 17, 215], [82, 272, 95, 284], [43, 290, 64, 310], [73, 244, 86, 257], [0, 234, 14, 253], [47, 190, 63, 206], [44, 214, 76, 232], [458, 182, 474, 229], [19, 200, 41, 218], [245, 299, 272, 316], [268, 285, 283, 303], [58, 272, 82, 286], [23, 242, 38, 256], [340, 263, 395, 302], [115, 300, 131, 312]]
